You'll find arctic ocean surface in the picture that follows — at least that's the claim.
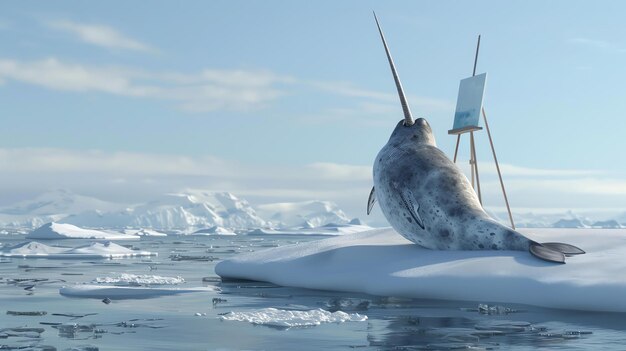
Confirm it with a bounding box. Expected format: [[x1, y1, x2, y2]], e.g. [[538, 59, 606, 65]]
[[1, 230, 626, 350]]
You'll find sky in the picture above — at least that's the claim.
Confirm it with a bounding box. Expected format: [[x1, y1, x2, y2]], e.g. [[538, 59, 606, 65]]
[[2, 0, 626, 224]]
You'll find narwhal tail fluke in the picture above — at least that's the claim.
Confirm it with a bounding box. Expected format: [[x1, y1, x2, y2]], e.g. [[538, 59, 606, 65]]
[[529, 242, 585, 264], [529, 243, 565, 264], [540, 242, 585, 256], [373, 11, 414, 126]]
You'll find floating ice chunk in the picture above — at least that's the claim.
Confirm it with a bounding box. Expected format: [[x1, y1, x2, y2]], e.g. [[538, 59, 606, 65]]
[[0, 241, 156, 259], [60, 284, 219, 299], [27, 222, 138, 240], [92, 274, 185, 286], [219, 307, 367, 328]]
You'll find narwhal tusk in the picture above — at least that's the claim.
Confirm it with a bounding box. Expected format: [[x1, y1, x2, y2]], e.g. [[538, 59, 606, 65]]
[[373, 11, 414, 126]]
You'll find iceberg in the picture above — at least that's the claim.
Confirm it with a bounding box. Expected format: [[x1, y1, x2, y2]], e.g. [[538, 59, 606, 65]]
[[0, 241, 155, 259], [0, 189, 123, 229], [216, 227, 626, 312], [27, 222, 138, 240]]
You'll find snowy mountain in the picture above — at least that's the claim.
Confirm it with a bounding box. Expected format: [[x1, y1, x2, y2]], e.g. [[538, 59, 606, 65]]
[[4, 189, 626, 232], [0, 189, 122, 229], [255, 200, 351, 228], [552, 218, 589, 228], [0, 190, 355, 232], [0, 189, 119, 216], [590, 220, 623, 229], [62, 192, 266, 232]]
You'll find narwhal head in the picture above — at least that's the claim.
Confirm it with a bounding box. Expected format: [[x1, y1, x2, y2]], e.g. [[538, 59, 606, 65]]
[[374, 12, 436, 147], [388, 117, 436, 146]]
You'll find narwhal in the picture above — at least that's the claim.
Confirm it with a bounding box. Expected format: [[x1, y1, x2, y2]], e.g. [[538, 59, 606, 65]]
[[367, 13, 584, 263]]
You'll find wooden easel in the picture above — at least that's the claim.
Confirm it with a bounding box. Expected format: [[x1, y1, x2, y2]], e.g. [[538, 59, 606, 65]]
[[448, 35, 516, 230]]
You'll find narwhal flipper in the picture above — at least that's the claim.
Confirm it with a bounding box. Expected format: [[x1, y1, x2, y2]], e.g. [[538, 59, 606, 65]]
[[398, 189, 425, 229], [367, 187, 376, 215], [540, 242, 585, 256], [529, 243, 565, 264]]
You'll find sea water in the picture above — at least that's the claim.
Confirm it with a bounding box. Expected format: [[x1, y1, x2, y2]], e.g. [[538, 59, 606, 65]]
[[1, 233, 625, 350]]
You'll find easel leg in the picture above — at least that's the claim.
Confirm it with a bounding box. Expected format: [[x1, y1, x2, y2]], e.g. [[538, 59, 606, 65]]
[[453, 135, 461, 163], [470, 133, 475, 188], [470, 131, 482, 204], [482, 108, 515, 229]]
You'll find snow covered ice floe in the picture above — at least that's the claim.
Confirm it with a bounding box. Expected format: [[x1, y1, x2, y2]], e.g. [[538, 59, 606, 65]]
[[219, 308, 367, 328], [27, 222, 138, 240], [92, 274, 184, 286], [0, 241, 155, 259], [59, 284, 218, 299], [216, 227, 626, 312]]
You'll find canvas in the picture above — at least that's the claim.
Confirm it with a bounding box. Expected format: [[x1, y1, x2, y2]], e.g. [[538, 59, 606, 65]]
[[452, 73, 487, 131]]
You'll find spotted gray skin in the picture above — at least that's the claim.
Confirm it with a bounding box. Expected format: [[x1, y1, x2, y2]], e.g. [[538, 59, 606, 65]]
[[373, 118, 531, 251]]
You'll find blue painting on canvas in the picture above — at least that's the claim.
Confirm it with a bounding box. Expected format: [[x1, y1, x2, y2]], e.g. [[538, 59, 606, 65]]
[[452, 73, 487, 131]]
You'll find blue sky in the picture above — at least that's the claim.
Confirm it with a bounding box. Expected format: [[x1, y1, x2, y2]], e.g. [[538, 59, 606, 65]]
[[2, 0, 626, 222]]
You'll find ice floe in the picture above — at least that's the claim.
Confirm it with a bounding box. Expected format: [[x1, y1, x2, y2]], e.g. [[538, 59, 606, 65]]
[[217, 227, 626, 312], [92, 274, 184, 286], [219, 307, 367, 328], [60, 284, 218, 299], [27, 222, 138, 240], [0, 241, 156, 259]]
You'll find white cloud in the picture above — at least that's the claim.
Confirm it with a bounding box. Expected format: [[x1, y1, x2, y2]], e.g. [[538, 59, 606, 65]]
[[0, 56, 452, 115], [0, 148, 233, 176], [0, 58, 292, 112], [47, 20, 154, 52], [0, 58, 148, 95]]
